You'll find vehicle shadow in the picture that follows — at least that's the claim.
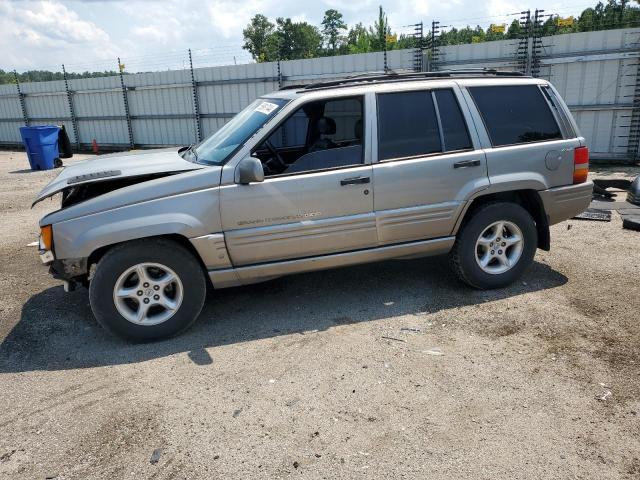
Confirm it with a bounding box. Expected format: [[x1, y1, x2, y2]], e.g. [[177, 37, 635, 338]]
[[0, 256, 567, 373]]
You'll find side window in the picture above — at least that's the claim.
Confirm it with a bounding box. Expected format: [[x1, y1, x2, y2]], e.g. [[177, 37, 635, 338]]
[[541, 86, 576, 138], [469, 85, 562, 147], [377, 91, 441, 160], [255, 96, 364, 176], [323, 98, 363, 143], [434, 89, 473, 152], [268, 110, 308, 148]]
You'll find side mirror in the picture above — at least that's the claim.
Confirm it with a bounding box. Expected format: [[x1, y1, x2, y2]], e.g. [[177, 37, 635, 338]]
[[235, 156, 264, 185]]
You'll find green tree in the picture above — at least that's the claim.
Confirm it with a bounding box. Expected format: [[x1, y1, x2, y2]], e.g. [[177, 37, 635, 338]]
[[242, 14, 275, 62], [272, 18, 323, 60], [321, 9, 347, 54], [368, 6, 390, 51], [0, 69, 122, 85], [346, 22, 371, 53], [505, 19, 522, 39]]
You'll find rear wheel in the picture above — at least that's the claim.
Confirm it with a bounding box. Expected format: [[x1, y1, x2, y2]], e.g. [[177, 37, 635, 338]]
[[89, 238, 207, 341], [449, 202, 537, 289]]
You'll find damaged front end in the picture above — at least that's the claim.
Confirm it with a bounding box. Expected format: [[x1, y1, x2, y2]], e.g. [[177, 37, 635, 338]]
[[32, 148, 204, 208], [49, 257, 89, 291], [33, 148, 208, 290], [59, 173, 179, 209]]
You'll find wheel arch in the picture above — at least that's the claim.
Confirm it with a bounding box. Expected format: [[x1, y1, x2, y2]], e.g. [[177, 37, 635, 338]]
[[87, 234, 212, 286], [454, 189, 550, 251]]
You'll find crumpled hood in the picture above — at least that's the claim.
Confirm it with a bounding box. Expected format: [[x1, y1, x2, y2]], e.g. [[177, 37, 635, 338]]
[[33, 148, 204, 206]]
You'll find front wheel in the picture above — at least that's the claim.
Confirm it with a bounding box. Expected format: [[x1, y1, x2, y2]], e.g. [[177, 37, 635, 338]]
[[449, 202, 537, 289], [89, 238, 207, 341]]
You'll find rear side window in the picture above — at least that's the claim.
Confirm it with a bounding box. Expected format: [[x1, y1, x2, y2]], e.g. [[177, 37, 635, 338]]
[[377, 91, 441, 160], [541, 86, 576, 138], [469, 85, 562, 146], [434, 90, 473, 152]]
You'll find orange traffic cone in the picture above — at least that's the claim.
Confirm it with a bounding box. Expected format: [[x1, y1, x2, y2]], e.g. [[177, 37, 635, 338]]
[[92, 139, 99, 154]]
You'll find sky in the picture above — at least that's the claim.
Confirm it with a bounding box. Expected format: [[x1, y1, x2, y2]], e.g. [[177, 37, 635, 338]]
[[0, 0, 601, 73]]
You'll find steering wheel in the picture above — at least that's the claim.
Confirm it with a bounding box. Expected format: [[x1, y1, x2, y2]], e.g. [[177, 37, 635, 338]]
[[263, 140, 287, 173]]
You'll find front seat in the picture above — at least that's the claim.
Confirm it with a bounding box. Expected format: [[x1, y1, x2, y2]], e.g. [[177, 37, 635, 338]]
[[353, 118, 363, 145], [309, 117, 337, 152]]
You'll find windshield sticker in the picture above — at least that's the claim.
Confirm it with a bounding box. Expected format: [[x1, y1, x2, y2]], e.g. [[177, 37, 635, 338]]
[[254, 101, 279, 115]]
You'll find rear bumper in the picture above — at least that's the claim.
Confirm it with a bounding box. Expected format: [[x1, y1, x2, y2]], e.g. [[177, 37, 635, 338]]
[[539, 181, 594, 226]]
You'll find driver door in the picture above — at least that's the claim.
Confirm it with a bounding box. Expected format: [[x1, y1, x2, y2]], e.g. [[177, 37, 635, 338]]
[[219, 94, 376, 267]]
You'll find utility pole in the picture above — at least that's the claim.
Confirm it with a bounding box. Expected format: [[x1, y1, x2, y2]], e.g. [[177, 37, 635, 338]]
[[277, 59, 282, 88], [429, 21, 441, 72], [531, 9, 544, 77], [188, 49, 202, 143], [117, 57, 134, 149], [13, 71, 29, 127], [62, 64, 80, 150], [516, 10, 532, 75], [413, 22, 424, 72]]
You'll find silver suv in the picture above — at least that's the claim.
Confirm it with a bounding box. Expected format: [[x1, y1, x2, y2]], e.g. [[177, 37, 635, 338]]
[[34, 71, 593, 341]]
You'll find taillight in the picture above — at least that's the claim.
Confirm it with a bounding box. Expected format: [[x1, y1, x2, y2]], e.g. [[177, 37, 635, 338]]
[[573, 146, 589, 184]]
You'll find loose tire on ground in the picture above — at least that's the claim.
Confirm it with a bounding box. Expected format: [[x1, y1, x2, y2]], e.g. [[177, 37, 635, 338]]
[[449, 202, 537, 289], [89, 238, 207, 342]]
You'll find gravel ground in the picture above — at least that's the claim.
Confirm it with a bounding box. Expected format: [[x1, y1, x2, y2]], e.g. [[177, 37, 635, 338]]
[[0, 150, 639, 480]]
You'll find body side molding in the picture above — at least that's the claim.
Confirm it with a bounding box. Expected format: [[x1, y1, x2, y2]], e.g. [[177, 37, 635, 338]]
[[208, 236, 455, 288]]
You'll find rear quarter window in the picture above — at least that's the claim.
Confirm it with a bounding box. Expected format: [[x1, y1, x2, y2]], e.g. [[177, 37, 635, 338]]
[[469, 85, 562, 147]]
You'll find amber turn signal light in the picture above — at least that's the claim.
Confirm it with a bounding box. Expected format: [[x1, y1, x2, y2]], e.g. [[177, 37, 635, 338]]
[[40, 225, 53, 251]]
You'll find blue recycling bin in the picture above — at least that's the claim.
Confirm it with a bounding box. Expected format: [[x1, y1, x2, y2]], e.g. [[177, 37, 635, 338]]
[[19, 125, 60, 171]]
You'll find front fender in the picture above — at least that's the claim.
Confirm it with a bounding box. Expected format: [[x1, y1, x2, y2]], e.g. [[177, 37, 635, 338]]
[[52, 187, 222, 260]]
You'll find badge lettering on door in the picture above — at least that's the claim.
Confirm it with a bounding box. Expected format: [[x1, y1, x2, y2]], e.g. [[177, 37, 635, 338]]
[[237, 211, 322, 226]]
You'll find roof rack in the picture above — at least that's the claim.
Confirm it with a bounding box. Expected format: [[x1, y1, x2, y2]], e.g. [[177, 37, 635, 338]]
[[279, 69, 528, 92]]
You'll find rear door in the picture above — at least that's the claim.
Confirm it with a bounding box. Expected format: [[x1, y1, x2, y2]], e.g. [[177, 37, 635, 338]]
[[466, 83, 580, 189], [372, 86, 489, 245]]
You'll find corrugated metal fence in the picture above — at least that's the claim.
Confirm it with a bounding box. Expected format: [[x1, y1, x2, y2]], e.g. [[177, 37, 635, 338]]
[[1, 28, 639, 163]]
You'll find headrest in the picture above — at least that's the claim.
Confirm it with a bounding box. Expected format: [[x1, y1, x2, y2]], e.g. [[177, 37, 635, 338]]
[[317, 117, 336, 135], [354, 119, 363, 140]]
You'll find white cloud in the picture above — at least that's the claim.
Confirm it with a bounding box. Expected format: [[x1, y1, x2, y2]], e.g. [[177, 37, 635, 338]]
[[207, 0, 277, 38], [0, 0, 115, 70]]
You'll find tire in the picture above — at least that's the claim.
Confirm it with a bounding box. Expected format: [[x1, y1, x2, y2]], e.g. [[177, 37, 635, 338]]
[[449, 202, 537, 289], [89, 238, 207, 341]]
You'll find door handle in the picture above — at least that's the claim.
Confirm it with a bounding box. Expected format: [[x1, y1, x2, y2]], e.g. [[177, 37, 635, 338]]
[[453, 159, 481, 169], [340, 176, 370, 186]]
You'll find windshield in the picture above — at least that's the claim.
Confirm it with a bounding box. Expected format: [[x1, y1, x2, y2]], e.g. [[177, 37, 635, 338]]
[[189, 98, 288, 165]]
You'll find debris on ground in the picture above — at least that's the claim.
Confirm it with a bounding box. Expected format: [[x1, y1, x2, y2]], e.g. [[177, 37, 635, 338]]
[[0, 449, 16, 463], [400, 327, 421, 333], [622, 215, 640, 232], [626, 175, 639, 205], [150, 448, 162, 464], [423, 348, 444, 356], [381, 336, 405, 342], [596, 390, 612, 401], [573, 208, 612, 222]]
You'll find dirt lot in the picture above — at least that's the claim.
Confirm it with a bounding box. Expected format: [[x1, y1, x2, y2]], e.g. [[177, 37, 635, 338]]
[[0, 150, 639, 480]]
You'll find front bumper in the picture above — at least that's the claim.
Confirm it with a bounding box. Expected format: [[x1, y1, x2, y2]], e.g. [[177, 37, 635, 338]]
[[49, 257, 89, 281], [539, 181, 594, 226]]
